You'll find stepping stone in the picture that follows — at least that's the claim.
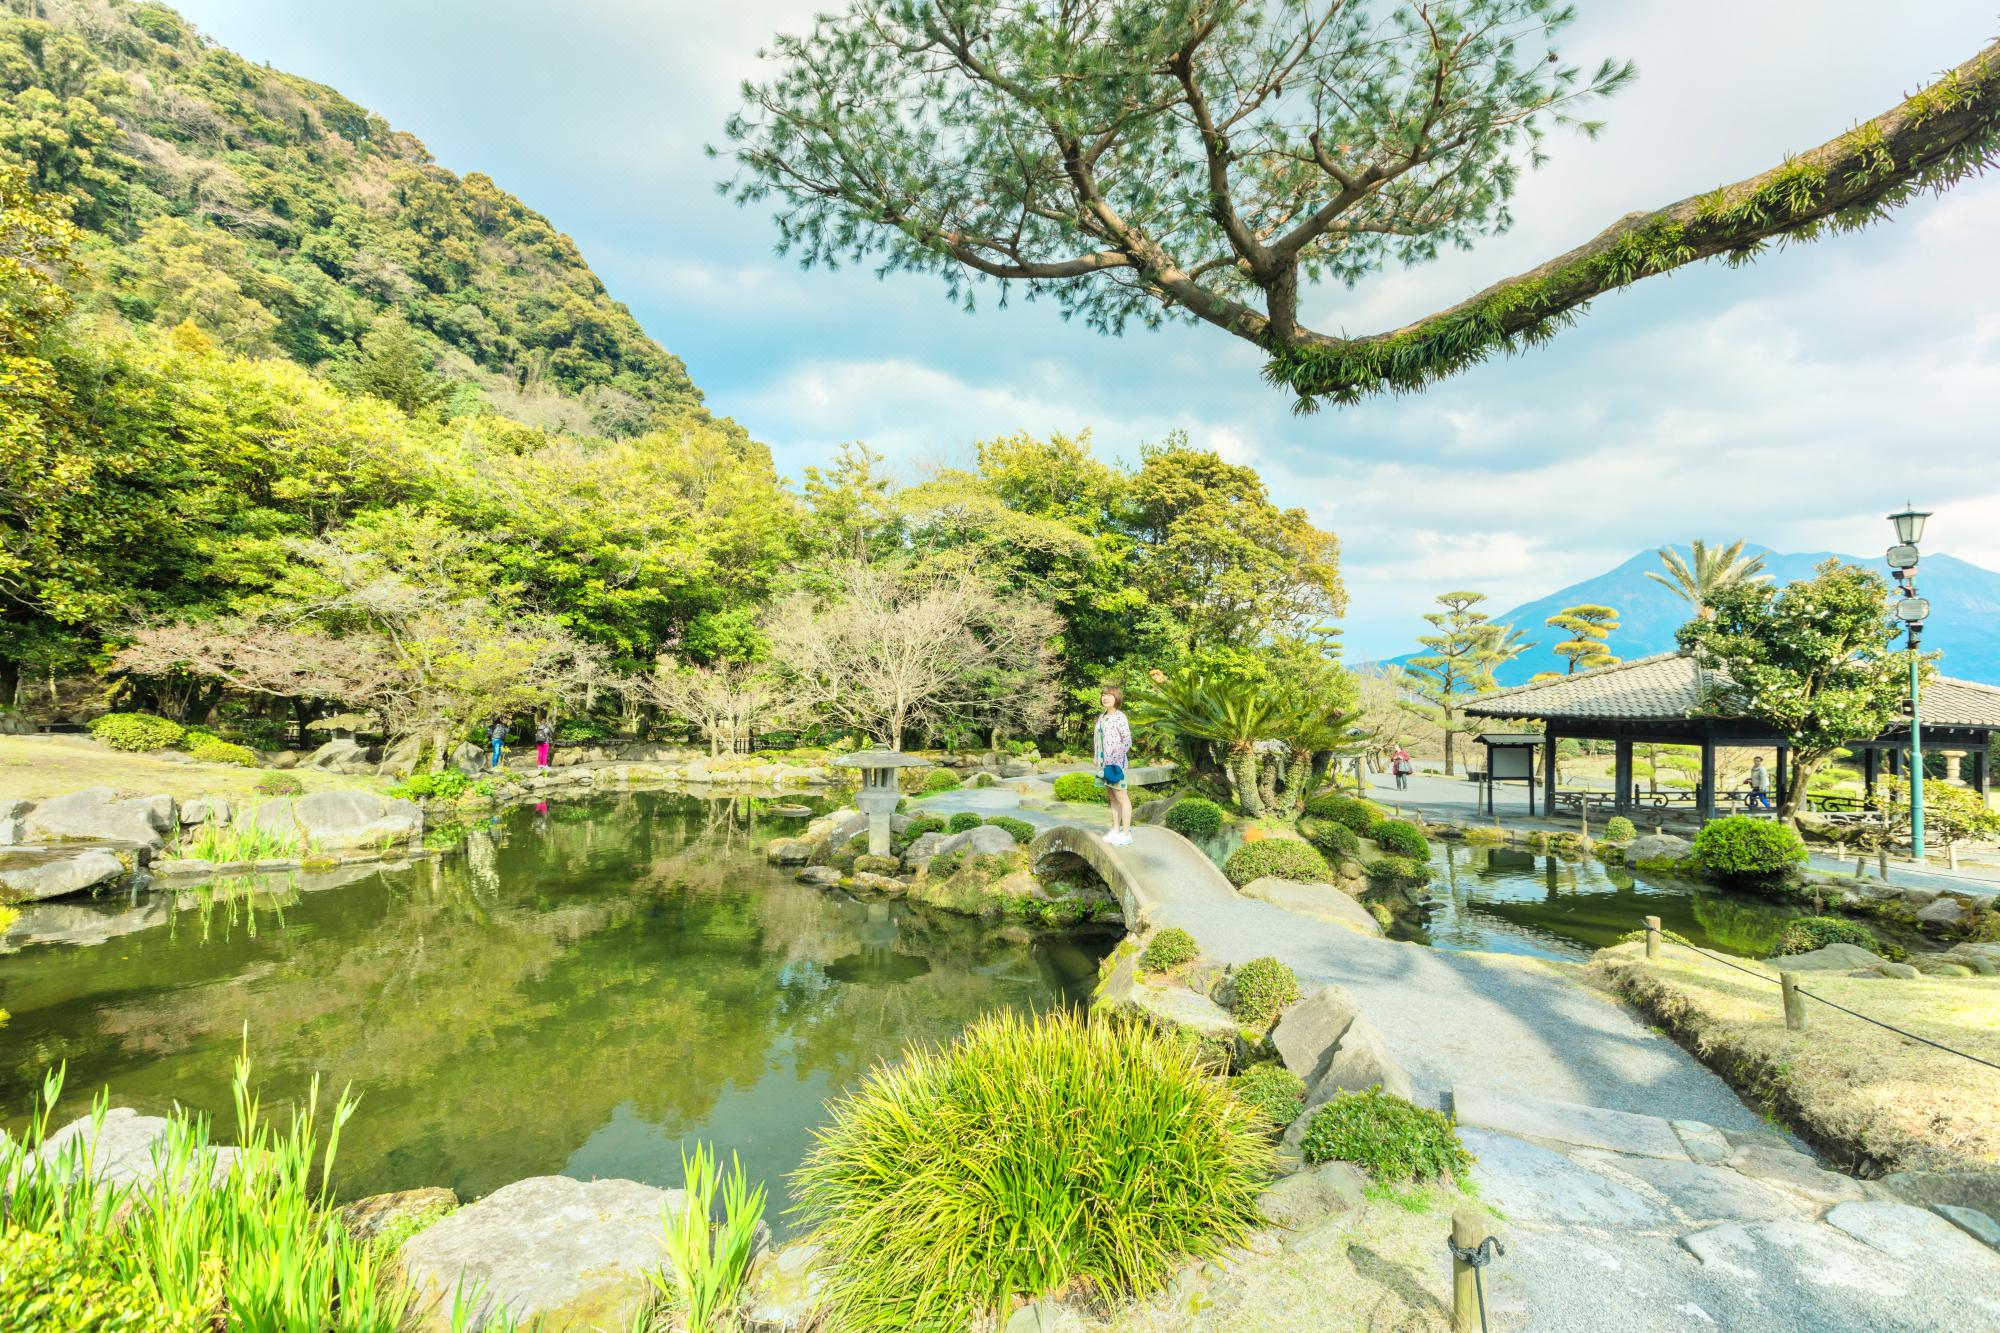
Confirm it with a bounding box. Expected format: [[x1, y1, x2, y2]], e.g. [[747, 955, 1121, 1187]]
[[1453, 1086, 1687, 1160], [1825, 1201, 2000, 1265], [1725, 1144, 1865, 1207], [1460, 1129, 1666, 1228], [1680, 1219, 1915, 1298], [1570, 1150, 1802, 1223], [1670, 1119, 1732, 1165]]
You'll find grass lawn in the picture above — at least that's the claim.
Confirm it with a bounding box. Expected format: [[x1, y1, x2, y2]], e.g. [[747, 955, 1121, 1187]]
[[1593, 941, 2000, 1174], [0, 735, 386, 804]]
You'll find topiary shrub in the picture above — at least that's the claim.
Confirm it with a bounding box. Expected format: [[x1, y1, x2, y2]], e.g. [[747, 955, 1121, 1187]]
[[1228, 957, 1300, 1025], [922, 768, 963, 794], [983, 816, 1035, 844], [892, 814, 946, 854], [1232, 1063, 1307, 1131], [969, 772, 997, 788], [1299, 1087, 1474, 1182], [1691, 815, 1808, 883], [1365, 857, 1431, 888], [1775, 915, 1882, 957], [88, 711, 185, 752], [1163, 797, 1225, 840], [946, 811, 983, 833], [188, 738, 257, 767], [252, 771, 304, 796], [1368, 819, 1429, 861], [1223, 838, 1332, 888], [1140, 927, 1199, 974], [1051, 771, 1107, 803], [793, 1010, 1273, 1330], [1602, 815, 1637, 844], [1305, 794, 1383, 836], [1301, 818, 1360, 860]]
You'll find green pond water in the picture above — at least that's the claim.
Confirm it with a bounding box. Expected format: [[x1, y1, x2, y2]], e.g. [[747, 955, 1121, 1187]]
[[0, 792, 1112, 1233], [1388, 842, 1816, 961]]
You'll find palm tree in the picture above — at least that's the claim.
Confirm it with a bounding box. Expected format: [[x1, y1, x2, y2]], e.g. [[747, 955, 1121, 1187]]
[[1647, 541, 1771, 621], [1480, 622, 1539, 672]]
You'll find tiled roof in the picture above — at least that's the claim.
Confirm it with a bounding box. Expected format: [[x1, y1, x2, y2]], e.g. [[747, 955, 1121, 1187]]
[[1463, 651, 2000, 731]]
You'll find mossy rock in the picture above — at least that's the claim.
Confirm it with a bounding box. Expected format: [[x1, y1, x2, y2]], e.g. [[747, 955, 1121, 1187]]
[[854, 854, 901, 875]]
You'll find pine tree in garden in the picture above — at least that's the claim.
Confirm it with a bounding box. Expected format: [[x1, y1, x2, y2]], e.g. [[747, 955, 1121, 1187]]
[[1406, 592, 1500, 777], [1546, 604, 1620, 674]]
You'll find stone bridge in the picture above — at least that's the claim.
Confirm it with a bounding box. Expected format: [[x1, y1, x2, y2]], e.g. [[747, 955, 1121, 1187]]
[[1027, 823, 1237, 931]]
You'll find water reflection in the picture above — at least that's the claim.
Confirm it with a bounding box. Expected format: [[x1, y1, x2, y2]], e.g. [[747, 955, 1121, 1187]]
[[0, 791, 1111, 1234]]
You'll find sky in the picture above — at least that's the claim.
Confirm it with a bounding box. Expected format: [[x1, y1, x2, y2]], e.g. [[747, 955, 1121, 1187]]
[[167, 0, 2000, 660]]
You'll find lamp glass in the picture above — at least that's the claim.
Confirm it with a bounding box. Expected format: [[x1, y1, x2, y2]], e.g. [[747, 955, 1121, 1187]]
[[1888, 507, 1931, 544], [1896, 596, 1931, 624]]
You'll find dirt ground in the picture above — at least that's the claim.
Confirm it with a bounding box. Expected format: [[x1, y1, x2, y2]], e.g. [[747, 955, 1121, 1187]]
[[0, 735, 383, 805]]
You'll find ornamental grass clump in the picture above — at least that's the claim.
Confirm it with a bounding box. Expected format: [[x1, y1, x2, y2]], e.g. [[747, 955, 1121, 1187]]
[[1299, 1087, 1474, 1183], [651, 1143, 767, 1333], [792, 1010, 1274, 1331], [1228, 957, 1300, 1026], [1223, 838, 1331, 887], [1163, 797, 1225, 840]]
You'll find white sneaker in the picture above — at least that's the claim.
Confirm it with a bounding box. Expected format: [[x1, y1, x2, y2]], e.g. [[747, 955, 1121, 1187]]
[[1111, 830, 1132, 846]]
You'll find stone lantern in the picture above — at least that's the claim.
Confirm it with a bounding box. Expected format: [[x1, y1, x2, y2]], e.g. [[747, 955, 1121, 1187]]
[[832, 750, 932, 857]]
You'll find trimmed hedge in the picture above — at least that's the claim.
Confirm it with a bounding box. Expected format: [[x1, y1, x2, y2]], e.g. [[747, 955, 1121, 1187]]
[[1301, 818, 1359, 860], [1140, 927, 1199, 974], [1052, 772, 1108, 803], [1368, 819, 1429, 861], [1299, 1088, 1473, 1182], [252, 771, 304, 796], [1691, 816, 1808, 882], [188, 738, 257, 767], [946, 812, 983, 833], [1775, 915, 1881, 957], [921, 768, 963, 794], [983, 816, 1036, 844], [892, 814, 946, 854], [1305, 794, 1383, 836], [1365, 857, 1431, 888], [1163, 797, 1225, 840], [1233, 1064, 1307, 1131], [89, 711, 185, 752], [1223, 838, 1332, 888], [1602, 815, 1637, 844], [1228, 957, 1300, 1025]]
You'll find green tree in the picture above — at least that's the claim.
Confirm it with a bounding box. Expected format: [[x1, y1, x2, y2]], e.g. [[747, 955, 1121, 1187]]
[[723, 2, 2000, 409], [1406, 592, 1499, 777], [1127, 665, 1283, 816], [1546, 604, 1620, 674], [1679, 561, 1914, 823], [1647, 541, 1769, 621], [801, 441, 898, 566], [339, 318, 449, 417]]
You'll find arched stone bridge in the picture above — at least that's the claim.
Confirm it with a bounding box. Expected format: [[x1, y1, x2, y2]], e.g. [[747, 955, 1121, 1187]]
[[1027, 823, 1237, 930]]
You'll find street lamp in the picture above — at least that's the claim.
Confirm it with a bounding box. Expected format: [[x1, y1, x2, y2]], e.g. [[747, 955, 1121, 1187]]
[[1887, 505, 1933, 860]]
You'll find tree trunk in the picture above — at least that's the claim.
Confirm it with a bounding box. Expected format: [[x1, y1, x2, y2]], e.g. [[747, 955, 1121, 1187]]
[[1778, 755, 1823, 825], [0, 657, 16, 711], [1442, 718, 1457, 777], [1257, 751, 1280, 814], [1232, 746, 1262, 817], [1284, 750, 1314, 813]]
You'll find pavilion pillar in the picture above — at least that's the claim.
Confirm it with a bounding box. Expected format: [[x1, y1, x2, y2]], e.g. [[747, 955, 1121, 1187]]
[[1888, 748, 1901, 778], [1776, 744, 1790, 810], [1544, 724, 1560, 815], [1612, 739, 1634, 814], [1698, 737, 1716, 823], [1864, 747, 1879, 800]]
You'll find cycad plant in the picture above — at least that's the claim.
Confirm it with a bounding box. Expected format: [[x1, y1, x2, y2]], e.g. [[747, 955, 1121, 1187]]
[[1647, 540, 1770, 620], [1127, 668, 1283, 815]]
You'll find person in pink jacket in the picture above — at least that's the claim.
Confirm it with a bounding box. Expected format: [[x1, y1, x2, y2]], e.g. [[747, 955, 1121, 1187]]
[[1095, 684, 1134, 846]]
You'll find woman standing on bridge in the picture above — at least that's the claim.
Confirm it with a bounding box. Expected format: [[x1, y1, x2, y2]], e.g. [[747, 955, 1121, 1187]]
[[1095, 685, 1133, 847]]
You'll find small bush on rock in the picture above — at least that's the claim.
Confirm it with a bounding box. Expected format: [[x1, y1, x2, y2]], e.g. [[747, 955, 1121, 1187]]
[[1164, 797, 1225, 840], [983, 816, 1035, 844], [1301, 818, 1360, 860], [89, 711, 185, 752], [892, 814, 946, 854], [188, 738, 257, 767], [1603, 815, 1637, 844], [793, 1010, 1273, 1331], [1228, 957, 1300, 1025], [252, 771, 304, 796], [1305, 794, 1383, 836], [1365, 857, 1431, 888], [1232, 1064, 1306, 1131], [387, 769, 472, 802], [921, 768, 962, 794], [1140, 927, 1199, 974], [1051, 772, 1107, 803], [1691, 816, 1808, 882], [947, 811, 983, 833], [1223, 838, 1332, 887], [1300, 1087, 1474, 1182], [1775, 915, 1881, 957], [1369, 819, 1429, 860]]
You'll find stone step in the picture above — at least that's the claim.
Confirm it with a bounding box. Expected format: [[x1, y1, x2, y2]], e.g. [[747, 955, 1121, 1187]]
[[1452, 1085, 1690, 1160]]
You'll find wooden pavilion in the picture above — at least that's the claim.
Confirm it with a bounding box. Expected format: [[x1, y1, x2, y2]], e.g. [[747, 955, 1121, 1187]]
[[1461, 651, 2000, 821]]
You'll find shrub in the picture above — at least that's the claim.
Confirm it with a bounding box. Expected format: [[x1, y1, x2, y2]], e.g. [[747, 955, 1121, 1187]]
[[983, 816, 1035, 844], [946, 811, 983, 833], [88, 711, 184, 752], [1603, 815, 1637, 844], [793, 1010, 1273, 1330], [1301, 818, 1359, 860], [1305, 794, 1383, 835], [1051, 772, 1106, 803], [969, 772, 996, 788], [387, 769, 473, 802], [188, 738, 257, 767], [1228, 957, 1300, 1025], [556, 719, 611, 743], [252, 771, 304, 796], [1691, 816, 1808, 882], [1140, 927, 1199, 974], [1369, 819, 1429, 861], [1365, 857, 1431, 888], [1163, 797, 1226, 840], [1223, 838, 1332, 888], [1775, 915, 1882, 956], [0, 1228, 182, 1333], [1299, 1087, 1474, 1182], [891, 814, 946, 854], [1233, 1064, 1307, 1131], [922, 768, 962, 794]]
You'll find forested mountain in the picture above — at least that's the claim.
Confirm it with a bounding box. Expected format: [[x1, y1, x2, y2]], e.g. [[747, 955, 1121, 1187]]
[[0, 0, 698, 432]]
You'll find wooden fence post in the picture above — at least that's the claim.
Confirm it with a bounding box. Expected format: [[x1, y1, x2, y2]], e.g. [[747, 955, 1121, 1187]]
[[1781, 971, 1806, 1031], [1644, 915, 1661, 961], [1451, 1207, 1484, 1333]]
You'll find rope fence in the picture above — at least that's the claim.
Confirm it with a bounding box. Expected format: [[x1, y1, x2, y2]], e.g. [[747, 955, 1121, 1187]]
[[1637, 916, 2000, 1074]]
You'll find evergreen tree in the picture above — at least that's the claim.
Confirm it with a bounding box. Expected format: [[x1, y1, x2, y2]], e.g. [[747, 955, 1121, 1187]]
[[1407, 592, 1500, 777], [1546, 604, 1620, 674]]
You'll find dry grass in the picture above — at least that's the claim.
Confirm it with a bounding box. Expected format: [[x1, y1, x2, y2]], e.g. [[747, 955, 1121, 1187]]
[[1593, 941, 2000, 1174], [0, 736, 383, 804]]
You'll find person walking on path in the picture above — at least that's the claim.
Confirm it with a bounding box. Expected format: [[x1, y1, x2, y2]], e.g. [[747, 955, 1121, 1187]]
[[534, 718, 554, 769], [1095, 685, 1134, 846], [1744, 757, 1772, 810], [1391, 746, 1413, 791], [488, 716, 508, 771]]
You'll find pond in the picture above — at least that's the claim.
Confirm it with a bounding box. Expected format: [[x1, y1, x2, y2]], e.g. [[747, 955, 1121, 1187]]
[[0, 791, 1113, 1235], [1383, 842, 1815, 962]]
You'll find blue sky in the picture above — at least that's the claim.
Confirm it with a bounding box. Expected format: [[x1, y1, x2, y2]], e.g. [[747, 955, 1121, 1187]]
[[168, 0, 2000, 660]]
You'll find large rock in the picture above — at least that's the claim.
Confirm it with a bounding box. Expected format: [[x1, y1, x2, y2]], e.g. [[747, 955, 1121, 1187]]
[[765, 837, 814, 866], [1824, 1200, 2000, 1264], [340, 1187, 459, 1245], [1306, 1016, 1414, 1108], [376, 734, 427, 778], [0, 848, 128, 903], [451, 742, 489, 776], [1271, 986, 1361, 1087], [179, 797, 230, 828], [741, 1240, 829, 1331], [1915, 897, 1966, 928], [304, 737, 371, 772], [0, 797, 29, 845], [35, 1108, 242, 1189], [398, 1175, 685, 1332], [1256, 1159, 1366, 1230], [1777, 942, 1887, 972], [23, 787, 168, 850], [235, 791, 422, 853], [1239, 877, 1381, 936], [1626, 833, 1693, 865]]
